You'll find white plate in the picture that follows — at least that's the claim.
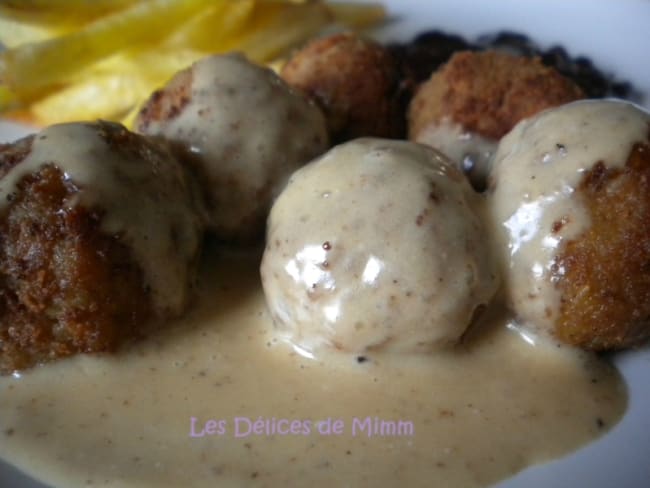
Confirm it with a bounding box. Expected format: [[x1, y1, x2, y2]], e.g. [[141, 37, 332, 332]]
[[1, 0, 650, 486]]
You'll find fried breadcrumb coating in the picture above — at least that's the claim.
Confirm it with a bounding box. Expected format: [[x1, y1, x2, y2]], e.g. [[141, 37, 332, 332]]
[[281, 32, 404, 143], [0, 122, 204, 374], [555, 138, 650, 350], [409, 50, 585, 141]]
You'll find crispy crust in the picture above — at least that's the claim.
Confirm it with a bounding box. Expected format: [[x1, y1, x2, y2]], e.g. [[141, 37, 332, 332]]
[[135, 67, 193, 132], [281, 32, 404, 143], [0, 135, 33, 177], [408, 50, 585, 140], [0, 140, 152, 374], [553, 135, 650, 350]]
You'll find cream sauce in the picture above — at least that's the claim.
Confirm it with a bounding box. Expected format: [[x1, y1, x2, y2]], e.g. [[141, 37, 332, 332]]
[[0, 251, 626, 488], [261, 139, 499, 354], [488, 100, 650, 332], [414, 118, 497, 191]]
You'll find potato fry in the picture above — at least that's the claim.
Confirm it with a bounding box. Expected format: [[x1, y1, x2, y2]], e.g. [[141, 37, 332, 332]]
[[0, 0, 387, 126], [164, 0, 255, 52], [0, 17, 67, 47], [226, 1, 333, 63], [0, 0, 213, 96], [328, 2, 386, 29], [0, 0, 135, 11], [31, 70, 148, 124], [0, 85, 17, 111], [71, 48, 201, 87], [0, 1, 136, 25], [29, 47, 207, 124]]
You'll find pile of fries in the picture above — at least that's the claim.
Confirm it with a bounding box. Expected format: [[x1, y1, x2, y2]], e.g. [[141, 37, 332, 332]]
[[0, 0, 385, 127]]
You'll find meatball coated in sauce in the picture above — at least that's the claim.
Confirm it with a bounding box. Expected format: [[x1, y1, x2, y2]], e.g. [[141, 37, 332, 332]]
[[136, 53, 328, 242], [261, 139, 499, 355], [488, 100, 650, 351], [0, 121, 204, 374], [281, 33, 404, 144], [408, 50, 584, 190]]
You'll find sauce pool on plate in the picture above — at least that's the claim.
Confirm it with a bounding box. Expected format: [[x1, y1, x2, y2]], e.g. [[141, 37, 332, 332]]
[[0, 252, 626, 487]]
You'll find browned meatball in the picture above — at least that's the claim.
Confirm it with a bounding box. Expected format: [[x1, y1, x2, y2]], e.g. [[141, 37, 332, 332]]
[[489, 99, 650, 352], [0, 121, 204, 374], [554, 140, 650, 350], [281, 32, 404, 143], [136, 53, 328, 243], [408, 50, 584, 191], [408, 50, 585, 141]]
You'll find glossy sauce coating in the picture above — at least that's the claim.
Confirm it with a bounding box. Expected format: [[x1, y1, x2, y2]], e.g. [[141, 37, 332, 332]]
[[488, 100, 650, 335], [413, 118, 497, 191], [261, 139, 499, 354]]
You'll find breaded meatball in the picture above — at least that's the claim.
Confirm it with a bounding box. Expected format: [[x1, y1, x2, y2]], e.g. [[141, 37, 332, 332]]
[[488, 100, 650, 351], [409, 50, 584, 190], [280, 33, 404, 143], [554, 144, 650, 350], [261, 139, 498, 355], [0, 121, 204, 373], [409, 50, 585, 140], [136, 53, 328, 243]]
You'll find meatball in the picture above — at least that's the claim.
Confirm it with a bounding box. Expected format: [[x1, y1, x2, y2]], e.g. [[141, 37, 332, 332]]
[[136, 53, 328, 242], [0, 121, 204, 373], [408, 50, 584, 190], [280, 33, 404, 143], [488, 99, 650, 350], [261, 138, 499, 355]]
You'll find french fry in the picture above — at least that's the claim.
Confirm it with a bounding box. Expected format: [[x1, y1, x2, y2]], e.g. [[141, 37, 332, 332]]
[[225, 1, 333, 63], [0, 17, 67, 47], [29, 47, 205, 125], [30, 71, 148, 125], [164, 0, 255, 52], [328, 2, 386, 30], [120, 103, 142, 130], [0, 0, 136, 11], [0, 1, 137, 25], [0, 0, 213, 97], [0, 0, 387, 126], [0, 85, 17, 111]]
